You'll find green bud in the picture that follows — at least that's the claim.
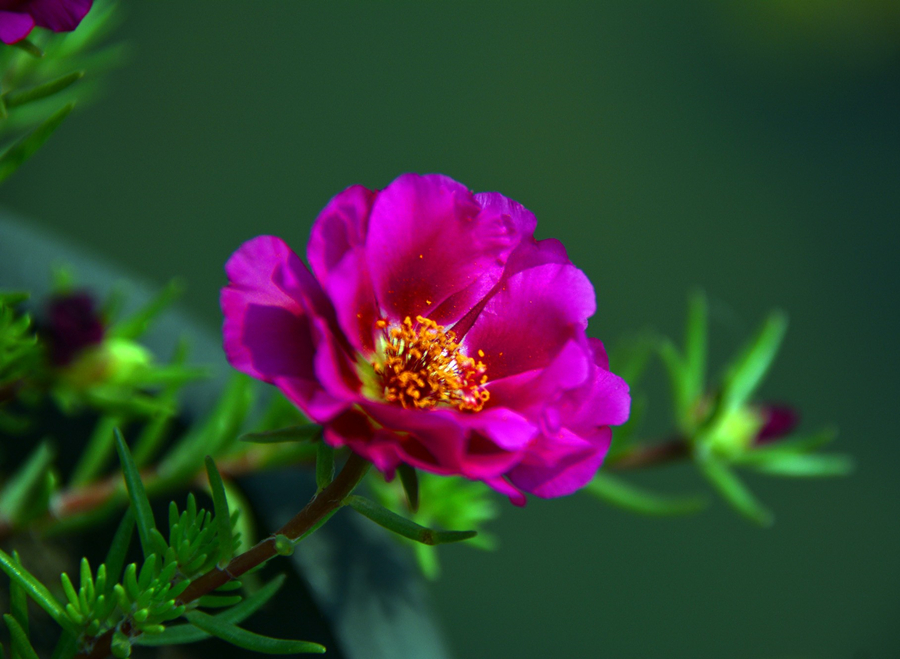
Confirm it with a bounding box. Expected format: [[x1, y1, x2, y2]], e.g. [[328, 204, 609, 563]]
[[110, 631, 132, 659], [57, 338, 152, 390], [703, 405, 765, 457], [273, 534, 294, 556]]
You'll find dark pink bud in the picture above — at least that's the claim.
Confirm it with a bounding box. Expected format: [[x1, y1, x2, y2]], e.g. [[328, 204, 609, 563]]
[[45, 291, 105, 366], [756, 404, 799, 444]]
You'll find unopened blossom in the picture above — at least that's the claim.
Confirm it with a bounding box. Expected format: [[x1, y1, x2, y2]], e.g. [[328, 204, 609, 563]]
[[44, 290, 104, 366], [43, 290, 151, 391], [221, 174, 630, 504], [0, 0, 92, 45], [755, 404, 799, 444]]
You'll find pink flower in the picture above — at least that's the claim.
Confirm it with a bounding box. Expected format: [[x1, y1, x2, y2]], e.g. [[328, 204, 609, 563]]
[[0, 0, 92, 45], [221, 174, 630, 505]]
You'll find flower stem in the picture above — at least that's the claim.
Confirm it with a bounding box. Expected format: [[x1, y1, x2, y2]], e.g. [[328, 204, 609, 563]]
[[74, 452, 371, 659]]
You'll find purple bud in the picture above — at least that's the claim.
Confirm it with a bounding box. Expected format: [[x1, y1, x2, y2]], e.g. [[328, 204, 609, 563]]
[[755, 404, 799, 444], [45, 291, 105, 366]]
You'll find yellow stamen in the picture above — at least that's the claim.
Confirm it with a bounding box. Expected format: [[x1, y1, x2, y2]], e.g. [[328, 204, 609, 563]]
[[372, 315, 489, 412]]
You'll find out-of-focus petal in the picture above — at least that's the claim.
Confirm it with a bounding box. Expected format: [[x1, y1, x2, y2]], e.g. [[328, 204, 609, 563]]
[[483, 476, 527, 507], [27, 0, 91, 31], [0, 11, 35, 44]]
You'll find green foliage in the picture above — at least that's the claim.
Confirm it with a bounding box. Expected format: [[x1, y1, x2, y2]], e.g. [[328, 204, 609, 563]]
[[0, 441, 55, 526], [137, 575, 286, 646], [3, 614, 39, 659], [59, 559, 117, 637], [594, 292, 851, 525], [69, 415, 121, 487], [153, 494, 230, 581], [696, 454, 773, 526], [314, 441, 334, 491], [0, 103, 74, 183], [114, 429, 156, 558], [0, 0, 127, 182], [0, 549, 74, 633], [111, 556, 187, 633], [366, 471, 498, 579], [396, 463, 419, 513], [347, 495, 477, 545], [183, 611, 325, 655], [157, 375, 255, 484], [658, 291, 708, 433], [240, 424, 322, 444], [586, 472, 707, 517], [2, 71, 84, 109], [0, 292, 41, 395], [28, 485, 279, 659], [204, 456, 235, 567]]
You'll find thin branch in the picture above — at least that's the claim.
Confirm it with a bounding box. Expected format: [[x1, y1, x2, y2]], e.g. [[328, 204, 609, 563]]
[[0, 443, 314, 542], [606, 438, 691, 470]]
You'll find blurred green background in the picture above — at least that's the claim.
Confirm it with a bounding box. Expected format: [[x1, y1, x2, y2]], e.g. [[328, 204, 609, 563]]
[[3, 1, 899, 657]]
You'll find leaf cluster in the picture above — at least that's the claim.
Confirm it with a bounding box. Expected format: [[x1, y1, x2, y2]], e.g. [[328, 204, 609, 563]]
[[590, 292, 852, 525], [365, 465, 497, 579], [0, 0, 127, 183], [0, 431, 324, 659]]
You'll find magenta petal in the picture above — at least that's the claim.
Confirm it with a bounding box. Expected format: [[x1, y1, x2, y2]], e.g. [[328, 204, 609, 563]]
[[221, 236, 350, 422], [0, 11, 35, 43], [459, 407, 537, 451], [273, 375, 349, 422], [587, 337, 609, 370], [451, 237, 572, 339], [465, 262, 596, 380], [27, 0, 91, 31], [221, 294, 313, 382], [366, 174, 531, 325], [508, 427, 612, 498], [319, 247, 379, 353], [307, 184, 375, 282], [486, 339, 593, 419], [483, 476, 527, 506], [573, 367, 631, 429], [324, 409, 403, 475], [453, 408, 536, 479], [310, 316, 362, 400], [361, 402, 469, 473]]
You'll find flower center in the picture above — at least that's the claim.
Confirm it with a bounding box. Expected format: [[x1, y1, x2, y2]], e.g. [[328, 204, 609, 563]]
[[372, 315, 489, 412]]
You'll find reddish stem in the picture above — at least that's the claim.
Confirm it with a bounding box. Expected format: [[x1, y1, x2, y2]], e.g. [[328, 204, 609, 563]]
[[607, 438, 691, 470]]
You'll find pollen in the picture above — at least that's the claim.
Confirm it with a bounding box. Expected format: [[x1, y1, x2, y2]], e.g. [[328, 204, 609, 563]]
[[372, 315, 489, 412]]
